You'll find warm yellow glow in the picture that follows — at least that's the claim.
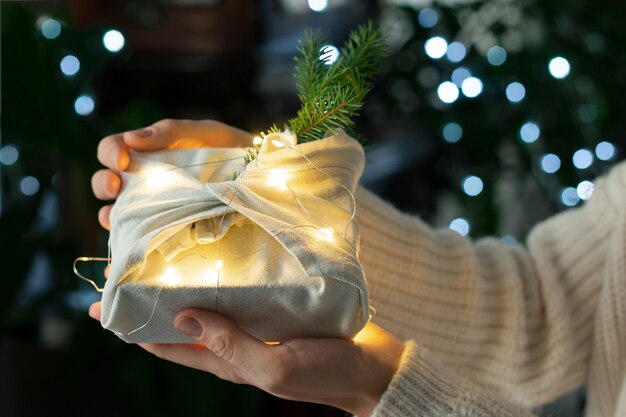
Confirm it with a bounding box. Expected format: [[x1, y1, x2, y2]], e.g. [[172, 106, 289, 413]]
[[205, 267, 219, 285], [271, 139, 286, 148], [145, 168, 174, 189], [215, 259, 224, 270], [253, 136, 263, 146], [267, 171, 289, 190], [318, 227, 335, 243], [160, 267, 180, 286]]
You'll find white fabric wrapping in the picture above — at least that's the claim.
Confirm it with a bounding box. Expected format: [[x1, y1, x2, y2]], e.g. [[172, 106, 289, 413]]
[[101, 131, 370, 343]]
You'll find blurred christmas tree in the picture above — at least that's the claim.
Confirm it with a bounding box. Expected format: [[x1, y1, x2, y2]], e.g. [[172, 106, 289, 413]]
[[370, 0, 625, 240]]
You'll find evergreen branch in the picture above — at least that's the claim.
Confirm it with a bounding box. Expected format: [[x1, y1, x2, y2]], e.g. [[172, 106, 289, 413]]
[[285, 22, 386, 143]]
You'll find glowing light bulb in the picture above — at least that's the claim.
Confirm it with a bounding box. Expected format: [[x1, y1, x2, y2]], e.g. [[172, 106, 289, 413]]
[[268, 171, 289, 190], [253, 136, 263, 146], [160, 267, 179, 285], [318, 227, 335, 242], [215, 260, 224, 270], [145, 168, 174, 189]]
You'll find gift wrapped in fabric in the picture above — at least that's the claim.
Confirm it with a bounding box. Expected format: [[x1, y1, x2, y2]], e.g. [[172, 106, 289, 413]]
[[101, 131, 370, 343]]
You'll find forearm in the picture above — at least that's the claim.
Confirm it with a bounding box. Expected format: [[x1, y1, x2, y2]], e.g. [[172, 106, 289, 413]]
[[356, 181, 614, 407]]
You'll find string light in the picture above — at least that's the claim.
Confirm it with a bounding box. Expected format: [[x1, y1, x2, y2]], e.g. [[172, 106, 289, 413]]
[[145, 168, 175, 189], [318, 227, 335, 242], [253, 136, 263, 146], [160, 267, 180, 286], [561, 187, 580, 206], [267, 171, 289, 190], [215, 260, 224, 270], [462, 175, 483, 196]]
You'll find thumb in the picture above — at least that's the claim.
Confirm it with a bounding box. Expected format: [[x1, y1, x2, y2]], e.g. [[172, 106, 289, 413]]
[[123, 119, 253, 151], [174, 309, 271, 365]]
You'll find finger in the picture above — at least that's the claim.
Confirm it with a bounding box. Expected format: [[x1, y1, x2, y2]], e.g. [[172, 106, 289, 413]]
[[138, 343, 248, 384], [98, 205, 113, 230], [104, 264, 110, 279], [174, 309, 275, 377], [97, 134, 130, 171], [91, 170, 121, 200], [123, 119, 253, 151], [89, 302, 102, 321]]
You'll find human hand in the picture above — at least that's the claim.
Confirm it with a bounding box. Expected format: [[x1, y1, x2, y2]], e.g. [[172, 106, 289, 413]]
[[91, 118, 253, 230], [88, 304, 403, 417]]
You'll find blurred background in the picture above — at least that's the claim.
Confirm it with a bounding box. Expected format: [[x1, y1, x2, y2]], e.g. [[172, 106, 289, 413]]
[[2, 0, 624, 415]]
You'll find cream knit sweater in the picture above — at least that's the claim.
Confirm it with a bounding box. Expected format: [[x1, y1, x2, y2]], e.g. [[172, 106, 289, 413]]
[[356, 162, 626, 416]]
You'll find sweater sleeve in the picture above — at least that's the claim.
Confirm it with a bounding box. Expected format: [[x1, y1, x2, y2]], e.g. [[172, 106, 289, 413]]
[[356, 163, 625, 412], [371, 341, 537, 417]]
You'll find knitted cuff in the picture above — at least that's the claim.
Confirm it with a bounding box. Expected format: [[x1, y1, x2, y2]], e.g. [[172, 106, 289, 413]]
[[370, 341, 537, 417]]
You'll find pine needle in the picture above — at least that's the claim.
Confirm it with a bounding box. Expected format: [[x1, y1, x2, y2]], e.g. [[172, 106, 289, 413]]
[[269, 22, 386, 144]]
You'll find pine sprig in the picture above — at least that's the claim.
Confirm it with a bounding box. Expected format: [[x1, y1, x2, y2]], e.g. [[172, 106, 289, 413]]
[[269, 22, 386, 144]]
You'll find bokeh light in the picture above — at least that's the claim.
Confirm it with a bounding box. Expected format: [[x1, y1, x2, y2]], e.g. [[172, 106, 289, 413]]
[[442, 122, 463, 143], [540, 153, 561, 173], [319, 45, 339, 65], [548, 56, 571, 79], [40, 18, 61, 39], [103, 30, 125, 53], [595, 141, 615, 161], [572, 149, 593, 169], [451, 67, 471, 87], [519, 122, 540, 143], [437, 81, 459, 103], [461, 77, 483, 98], [0, 145, 19, 166], [449, 218, 470, 236], [487, 46, 507, 66], [418, 8, 438, 28], [446, 42, 466, 62], [60, 55, 80, 76], [20, 176, 40, 196], [74, 95, 95, 116], [577, 180, 594, 200], [308, 0, 327, 12], [424, 37, 448, 59], [561, 187, 580, 206], [462, 175, 483, 196], [505, 82, 526, 103]]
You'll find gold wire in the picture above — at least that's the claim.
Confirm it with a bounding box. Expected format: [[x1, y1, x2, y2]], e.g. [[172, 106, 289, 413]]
[[72, 257, 109, 293]]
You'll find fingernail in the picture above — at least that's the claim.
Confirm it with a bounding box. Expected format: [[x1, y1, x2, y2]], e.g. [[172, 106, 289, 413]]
[[116, 151, 129, 171], [175, 317, 203, 338], [129, 128, 154, 138]]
